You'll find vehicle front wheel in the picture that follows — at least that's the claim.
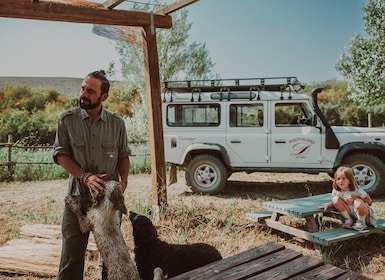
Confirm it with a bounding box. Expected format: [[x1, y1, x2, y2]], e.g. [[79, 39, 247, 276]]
[[185, 154, 228, 195], [343, 153, 385, 197]]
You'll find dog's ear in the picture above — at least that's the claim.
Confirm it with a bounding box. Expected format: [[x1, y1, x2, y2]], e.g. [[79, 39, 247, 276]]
[[92, 191, 105, 208], [110, 187, 128, 214]]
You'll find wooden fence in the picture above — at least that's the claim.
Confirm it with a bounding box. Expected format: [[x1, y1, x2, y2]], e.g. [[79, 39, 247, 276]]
[[0, 135, 53, 179], [0, 135, 149, 180]]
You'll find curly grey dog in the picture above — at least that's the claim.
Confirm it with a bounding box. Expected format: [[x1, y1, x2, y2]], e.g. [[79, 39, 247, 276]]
[[65, 181, 140, 280], [129, 211, 223, 280]]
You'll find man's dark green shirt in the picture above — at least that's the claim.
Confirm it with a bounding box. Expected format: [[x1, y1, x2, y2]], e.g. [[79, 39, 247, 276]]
[[53, 107, 129, 196]]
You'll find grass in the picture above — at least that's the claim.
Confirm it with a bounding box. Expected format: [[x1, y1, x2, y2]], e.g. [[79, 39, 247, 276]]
[[1, 172, 385, 279]]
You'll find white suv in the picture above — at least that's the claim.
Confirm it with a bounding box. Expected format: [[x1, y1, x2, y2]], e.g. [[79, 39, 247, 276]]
[[162, 77, 385, 197]]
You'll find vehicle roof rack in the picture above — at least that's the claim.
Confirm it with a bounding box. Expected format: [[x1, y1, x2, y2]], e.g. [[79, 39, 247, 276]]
[[163, 77, 304, 93]]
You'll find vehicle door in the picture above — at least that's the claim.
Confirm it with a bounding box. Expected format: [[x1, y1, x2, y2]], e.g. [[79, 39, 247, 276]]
[[270, 101, 323, 166], [226, 102, 268, 165]]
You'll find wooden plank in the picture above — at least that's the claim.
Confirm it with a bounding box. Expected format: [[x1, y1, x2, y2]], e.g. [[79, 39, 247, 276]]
[[265, 218, 312, 241], [103, 0, 125, 9], [213, 248, 302, 280], [264, 215, 385, 246], [290, 263, 347, 280], [155, 0, 199, 15], [0, 238, 60, 276], [1, 226, 61, 275], [263, 193, 331, 218], [0, 0, 172, 28], [245, 211, 272, 222], [309, 226, 385, 246], [247, 255, 324, 280], [168, 242, 285, 280], [335, 271, 372, 280], [19, 223, 97, 250], [0, 224, 97, 276], [169, 241, 370, 280], [20, 224, 61, 240]]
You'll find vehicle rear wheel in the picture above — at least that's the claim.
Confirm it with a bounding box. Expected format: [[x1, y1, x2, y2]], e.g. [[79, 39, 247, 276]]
[[185, 154, 228, 195], [343, 153, 385, 197]]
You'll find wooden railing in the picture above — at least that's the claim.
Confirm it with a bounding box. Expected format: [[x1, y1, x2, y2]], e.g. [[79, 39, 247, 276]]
[[0, 135, 149, 180], [0, 135, 54, 178]]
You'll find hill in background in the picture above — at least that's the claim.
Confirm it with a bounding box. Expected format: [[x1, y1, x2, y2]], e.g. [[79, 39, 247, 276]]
[[0, 77, 83, 96]]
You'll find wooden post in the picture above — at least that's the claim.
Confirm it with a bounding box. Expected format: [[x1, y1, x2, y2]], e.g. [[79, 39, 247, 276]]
[[142, 20, 168, 214], [7, 135, 14, 179]]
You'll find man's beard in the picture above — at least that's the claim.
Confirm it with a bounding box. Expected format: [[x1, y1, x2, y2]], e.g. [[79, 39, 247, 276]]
[[80, 97, 101, 110]]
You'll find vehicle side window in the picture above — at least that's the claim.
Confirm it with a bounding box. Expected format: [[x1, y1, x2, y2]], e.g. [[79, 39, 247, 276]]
[[275, 102, 311, 126], [229, 104, 264, 127], [166, 104, 220, 127]]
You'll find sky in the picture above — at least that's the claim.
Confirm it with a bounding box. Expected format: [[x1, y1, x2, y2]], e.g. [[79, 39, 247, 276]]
[[0, 0, 366, 84]]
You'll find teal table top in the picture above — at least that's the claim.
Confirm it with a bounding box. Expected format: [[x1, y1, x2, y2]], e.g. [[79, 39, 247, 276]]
[[263, 193, 331, 218]]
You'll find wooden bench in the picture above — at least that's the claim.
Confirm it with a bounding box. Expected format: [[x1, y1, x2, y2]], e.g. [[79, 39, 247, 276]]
[[246, 194, 385, 247], [310, 218, 385, 246], [168, 241, 371, 279]]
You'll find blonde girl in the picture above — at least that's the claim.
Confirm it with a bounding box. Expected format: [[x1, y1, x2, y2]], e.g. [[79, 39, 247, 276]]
[[319, 166, 376, 231]]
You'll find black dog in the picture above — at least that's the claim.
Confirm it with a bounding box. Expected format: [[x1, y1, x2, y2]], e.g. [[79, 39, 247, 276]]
[[129, 211, 222, 280]]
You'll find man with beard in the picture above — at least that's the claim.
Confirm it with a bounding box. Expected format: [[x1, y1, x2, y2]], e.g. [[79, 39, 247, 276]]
[[53, 70, 130, 280]]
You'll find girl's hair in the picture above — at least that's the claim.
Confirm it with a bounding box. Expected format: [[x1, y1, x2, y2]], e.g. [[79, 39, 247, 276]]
[[332, 166, 357, 191], [87, 70, 110, 94]]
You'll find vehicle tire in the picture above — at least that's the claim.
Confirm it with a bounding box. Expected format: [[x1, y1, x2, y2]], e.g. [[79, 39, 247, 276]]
[[185, 154, 228, 195], [343, 153, 385, 197]]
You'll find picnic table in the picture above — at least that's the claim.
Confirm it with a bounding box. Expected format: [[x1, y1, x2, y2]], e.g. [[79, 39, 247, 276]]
[[246, 194, 385, 247], [168, 241, 370, 279]]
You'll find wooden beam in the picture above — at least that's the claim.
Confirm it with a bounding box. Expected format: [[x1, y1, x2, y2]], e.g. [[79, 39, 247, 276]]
[[0, 0, 172, 28], [103, 0, 125, 9], [265, 219, 312, 241], [141, 26, 168, 209], [156, 0, 199, 15]]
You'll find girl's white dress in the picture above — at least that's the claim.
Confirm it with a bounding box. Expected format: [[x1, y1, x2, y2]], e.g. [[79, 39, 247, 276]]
[[331, 187, 378, 227]]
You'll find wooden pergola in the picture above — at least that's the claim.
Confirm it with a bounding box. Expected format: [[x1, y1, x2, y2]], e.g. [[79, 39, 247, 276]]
[[0, 0, 196, 209]]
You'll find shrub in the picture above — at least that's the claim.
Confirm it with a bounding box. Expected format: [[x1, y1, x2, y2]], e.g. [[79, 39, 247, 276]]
[[0, 86, 71, 144]]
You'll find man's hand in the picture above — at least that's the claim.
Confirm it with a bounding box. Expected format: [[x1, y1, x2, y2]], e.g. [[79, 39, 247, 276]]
[[85, 173, 106, 198], [317, 202, 331, 212], [344, 195, 354, 204], [317, 204, 328, 211]]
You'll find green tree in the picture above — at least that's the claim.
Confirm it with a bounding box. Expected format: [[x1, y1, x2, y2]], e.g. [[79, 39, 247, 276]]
[[336, 0, 385, 107], [106, 1, 218, 144], [115, 1, 217, 90], [305, 79, 385, 127]]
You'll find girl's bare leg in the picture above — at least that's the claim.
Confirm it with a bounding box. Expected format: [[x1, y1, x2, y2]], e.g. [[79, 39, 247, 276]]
[[332, 196, 352, 219], [354, 199, 369, 221]]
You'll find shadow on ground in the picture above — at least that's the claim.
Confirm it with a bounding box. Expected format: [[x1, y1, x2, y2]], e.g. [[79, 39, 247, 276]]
[[180, 179, 331, 200]]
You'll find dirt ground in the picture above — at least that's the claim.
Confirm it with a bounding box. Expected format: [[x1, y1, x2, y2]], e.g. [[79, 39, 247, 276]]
[[1, 171, 385, 279]]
